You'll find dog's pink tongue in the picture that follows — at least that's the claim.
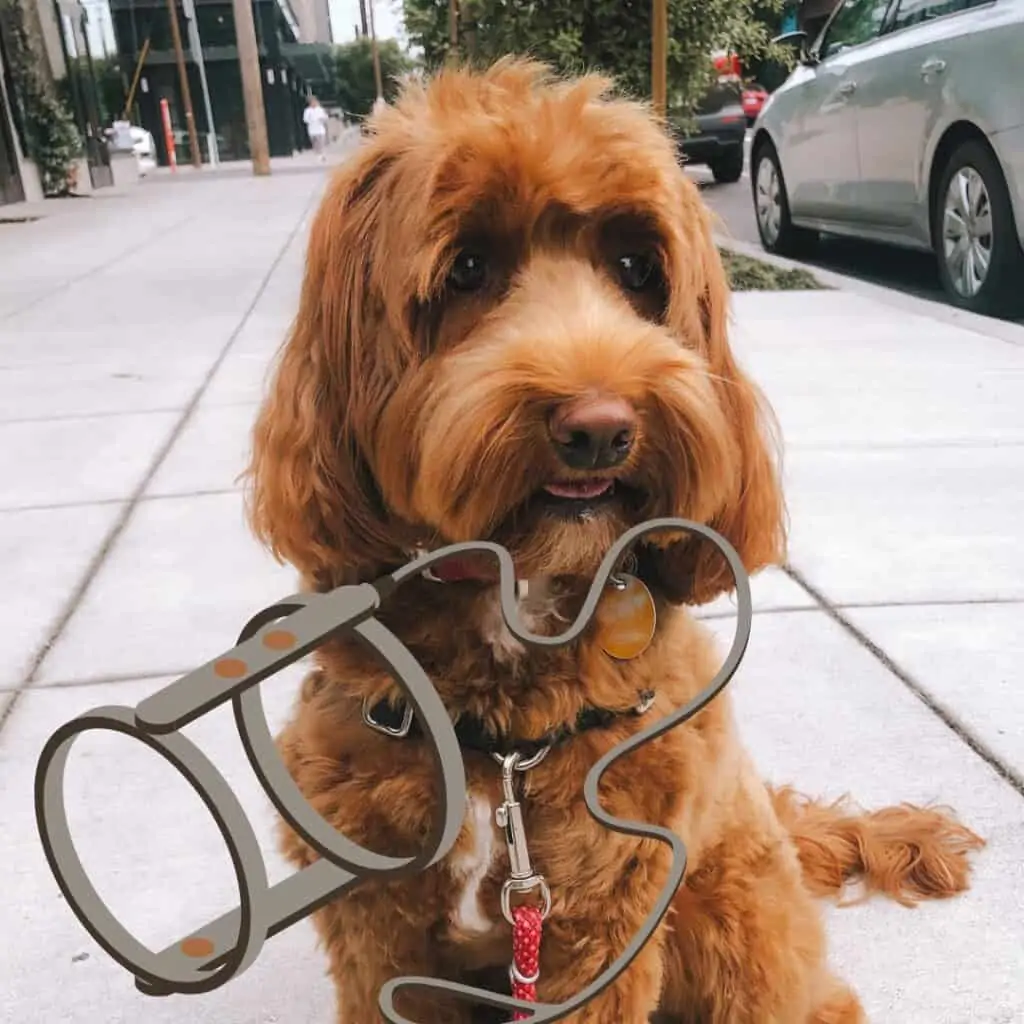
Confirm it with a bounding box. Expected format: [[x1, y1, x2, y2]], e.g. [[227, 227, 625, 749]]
[[544, 479, 613, 500]]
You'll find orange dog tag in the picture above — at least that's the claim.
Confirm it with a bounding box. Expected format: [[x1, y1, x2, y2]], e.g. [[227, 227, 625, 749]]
[[594, 574, 657, 660]]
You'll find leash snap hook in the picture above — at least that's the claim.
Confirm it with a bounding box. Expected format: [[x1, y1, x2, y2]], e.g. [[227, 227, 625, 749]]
[[495, 751, 551, 925]]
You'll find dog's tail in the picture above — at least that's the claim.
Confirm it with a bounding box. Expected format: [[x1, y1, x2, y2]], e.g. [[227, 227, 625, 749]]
[[769, 785, 985, 907]]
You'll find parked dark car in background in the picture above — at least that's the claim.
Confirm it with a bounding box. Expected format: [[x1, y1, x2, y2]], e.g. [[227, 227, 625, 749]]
[[674, 77, 748, 184]]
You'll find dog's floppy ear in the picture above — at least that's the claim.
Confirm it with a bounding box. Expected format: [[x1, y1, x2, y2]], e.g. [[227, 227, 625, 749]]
[[643, 199, 787, 605], [245, 147, 399, 588]]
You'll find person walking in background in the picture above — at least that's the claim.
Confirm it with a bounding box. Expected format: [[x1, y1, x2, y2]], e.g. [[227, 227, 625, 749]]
[[303, 95, 329, 162]]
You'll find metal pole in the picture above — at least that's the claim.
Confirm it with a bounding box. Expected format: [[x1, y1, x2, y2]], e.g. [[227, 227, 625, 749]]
[[357, 0, 368, 37], [367, 0, 383, 102], [232, 0, 271, 175], [651, 0, 667, 119], [165, 0, 202, 167], [159, 97, 177, 171], [182, 0, 218, 165]]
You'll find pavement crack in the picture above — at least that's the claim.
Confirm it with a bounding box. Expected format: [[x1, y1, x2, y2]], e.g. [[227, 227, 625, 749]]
[[782, 564, 1024, 799]]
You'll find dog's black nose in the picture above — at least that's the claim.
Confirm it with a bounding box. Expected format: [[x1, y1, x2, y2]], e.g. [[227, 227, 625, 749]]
[[549, 395, 637, 470]]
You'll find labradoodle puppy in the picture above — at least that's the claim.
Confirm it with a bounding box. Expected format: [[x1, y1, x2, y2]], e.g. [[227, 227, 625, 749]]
[[246, 60, 982, 1024]]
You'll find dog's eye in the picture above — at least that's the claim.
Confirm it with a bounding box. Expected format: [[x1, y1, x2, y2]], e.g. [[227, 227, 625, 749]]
[[448, 251, 488, 292], [616, 253, 658, 292]]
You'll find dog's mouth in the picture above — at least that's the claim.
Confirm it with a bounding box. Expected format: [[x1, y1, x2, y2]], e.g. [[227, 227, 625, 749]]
[[536, 476, 647, 520]]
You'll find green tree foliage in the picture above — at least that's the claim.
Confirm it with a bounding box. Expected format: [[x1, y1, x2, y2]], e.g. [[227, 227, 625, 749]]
[[331, 36, 415, 118], [0, 0, 81, 195], [402, 0, 792, 118]]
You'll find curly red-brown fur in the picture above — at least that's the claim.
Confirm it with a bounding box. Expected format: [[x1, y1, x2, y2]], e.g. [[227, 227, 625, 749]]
[[246, 59, 982, 1024]]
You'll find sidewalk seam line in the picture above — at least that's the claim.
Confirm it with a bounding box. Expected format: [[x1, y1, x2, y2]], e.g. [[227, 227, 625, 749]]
[[0, 213, 197, 324], [2, 660, 317, 693], [782, 564, 1024, 799], [0, 399, 262, 427], [0, 406, 209, 426], [0, 487, 240, 516], [784, 440, 1024, 452], [0, 180, 322, 739], [1, 669, 202, 692], [697, 595, 1024, 619]]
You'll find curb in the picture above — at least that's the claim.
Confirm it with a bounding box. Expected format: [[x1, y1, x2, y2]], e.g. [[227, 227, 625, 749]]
[[715, 233, 1024, 348]]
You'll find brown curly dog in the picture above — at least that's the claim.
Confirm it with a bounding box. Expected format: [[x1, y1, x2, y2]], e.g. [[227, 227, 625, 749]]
[[245, 59, 983, 1024]]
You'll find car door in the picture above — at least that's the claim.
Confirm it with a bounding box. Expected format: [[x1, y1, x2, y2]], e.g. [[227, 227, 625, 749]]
[[852, 0, 989, 242], [783, 0, 895, 224]]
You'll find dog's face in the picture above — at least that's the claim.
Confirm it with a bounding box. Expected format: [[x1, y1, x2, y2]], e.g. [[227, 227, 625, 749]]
[[249, 61, 785, 603]]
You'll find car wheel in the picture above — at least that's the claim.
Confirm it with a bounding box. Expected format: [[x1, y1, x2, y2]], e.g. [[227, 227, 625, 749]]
[[933, 140, 1024, 317], [710, 147, 744, 184], [751, 140, 818, 257]]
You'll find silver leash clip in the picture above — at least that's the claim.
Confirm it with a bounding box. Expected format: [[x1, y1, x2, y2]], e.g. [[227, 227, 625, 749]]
[[495, 750, 552, 925]]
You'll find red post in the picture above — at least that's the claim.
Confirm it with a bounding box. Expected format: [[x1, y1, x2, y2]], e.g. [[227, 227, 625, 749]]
[[159, 98, 177, 172]]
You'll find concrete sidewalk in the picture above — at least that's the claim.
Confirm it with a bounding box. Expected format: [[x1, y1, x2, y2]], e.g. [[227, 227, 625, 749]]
[[1, 154, 1022, 1023]]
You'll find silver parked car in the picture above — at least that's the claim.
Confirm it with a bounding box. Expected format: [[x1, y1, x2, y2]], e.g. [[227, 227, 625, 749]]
[[751, 0, 1024, 316]]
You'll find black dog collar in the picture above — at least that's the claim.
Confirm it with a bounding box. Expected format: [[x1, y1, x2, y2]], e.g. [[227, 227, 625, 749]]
[[363, 689, 657, 761]]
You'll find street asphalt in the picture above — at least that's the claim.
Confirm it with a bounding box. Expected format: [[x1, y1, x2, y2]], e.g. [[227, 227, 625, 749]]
[[1, 138, 1022, 1023]]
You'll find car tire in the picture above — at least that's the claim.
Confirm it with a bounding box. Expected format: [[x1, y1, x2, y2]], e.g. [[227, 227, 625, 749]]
[[710, 147, 744, 184], [932, 139, 1024, 318], [751, 139, 818, 257]]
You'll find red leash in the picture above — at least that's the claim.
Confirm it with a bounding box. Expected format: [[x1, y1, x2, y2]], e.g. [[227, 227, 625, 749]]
[[510, 904, 544, 1018]]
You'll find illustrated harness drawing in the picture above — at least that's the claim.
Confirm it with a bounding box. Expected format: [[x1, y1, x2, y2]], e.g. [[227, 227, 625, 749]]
[[34, 517, 753, 1023]]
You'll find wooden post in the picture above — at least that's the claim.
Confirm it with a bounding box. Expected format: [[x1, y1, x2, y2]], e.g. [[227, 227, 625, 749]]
[[122, 36, 151, 120], [165, 0, 202, 167], [651, 0, 667, 119], [448, 0, 458, 63], [232, 0, 271, 175], [358, 0, 368, 37], [367, 0, 383, 101]]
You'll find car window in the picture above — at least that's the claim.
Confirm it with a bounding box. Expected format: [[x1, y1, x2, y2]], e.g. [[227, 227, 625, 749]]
[[820, 0, 894, 57], [888, 0, 977, 31]]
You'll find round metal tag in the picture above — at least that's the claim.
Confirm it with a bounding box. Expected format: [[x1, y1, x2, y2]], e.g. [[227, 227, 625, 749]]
[[593, 574, 657, 661]]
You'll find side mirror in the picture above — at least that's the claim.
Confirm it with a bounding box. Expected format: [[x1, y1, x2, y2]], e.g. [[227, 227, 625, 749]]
[[772, 29, 819, 67]]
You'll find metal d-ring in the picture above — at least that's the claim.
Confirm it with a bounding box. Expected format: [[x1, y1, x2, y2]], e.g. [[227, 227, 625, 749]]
[[501, 875, 553, 925], [634, 690, 656, 715], [361, 697, 415, 738], [509, 959, 541, 986], [608, 549, 638, 591], [491, 745, 551, 772]]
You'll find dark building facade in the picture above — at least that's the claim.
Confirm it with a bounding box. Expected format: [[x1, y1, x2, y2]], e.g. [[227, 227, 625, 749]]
[[0, 0, 114, 203], [109, 0, 323, 165], [0, 22, 27, 203]]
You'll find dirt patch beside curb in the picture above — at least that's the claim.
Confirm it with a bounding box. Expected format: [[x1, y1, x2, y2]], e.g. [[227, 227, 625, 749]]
[[719, 247, 826, 291]]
